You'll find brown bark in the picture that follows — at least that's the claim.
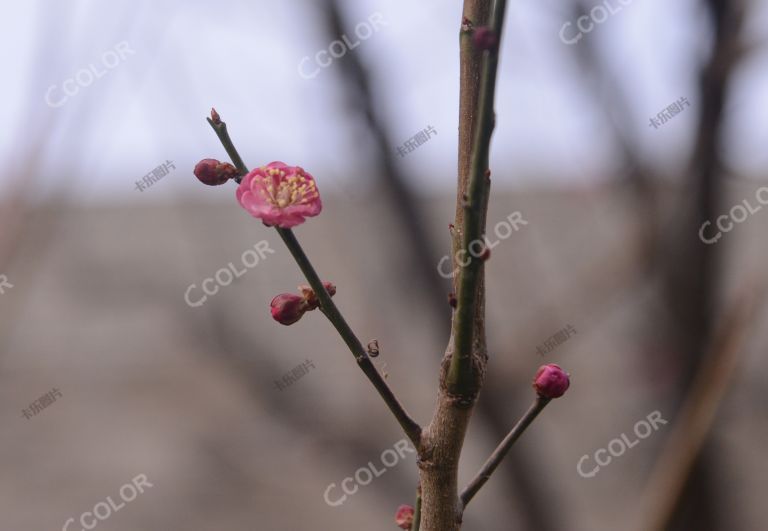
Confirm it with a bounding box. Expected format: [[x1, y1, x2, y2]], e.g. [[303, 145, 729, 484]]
[[417, 2, 493, 530]]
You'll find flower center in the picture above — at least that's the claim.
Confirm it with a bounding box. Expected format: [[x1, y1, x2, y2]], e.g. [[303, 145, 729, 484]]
[[260, 167, 318, 208]]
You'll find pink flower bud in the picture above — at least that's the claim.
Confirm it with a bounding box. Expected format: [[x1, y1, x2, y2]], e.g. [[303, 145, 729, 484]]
[[210, 107, 221, 125], [194, 158, 237, 186], [532, 363, 570, 398], [473, 26, 498, 50], [270, 294, 309, 325], [395, 504, 414, 529], [299, 281, 336, 310]]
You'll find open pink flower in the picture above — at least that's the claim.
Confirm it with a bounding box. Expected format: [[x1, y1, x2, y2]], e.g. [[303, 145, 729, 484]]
[[236, 161, 322, 228]]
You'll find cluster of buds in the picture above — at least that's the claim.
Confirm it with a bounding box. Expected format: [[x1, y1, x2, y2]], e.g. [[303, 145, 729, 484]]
[[270, 281, 336, 326], [193, 158, 239, 186]]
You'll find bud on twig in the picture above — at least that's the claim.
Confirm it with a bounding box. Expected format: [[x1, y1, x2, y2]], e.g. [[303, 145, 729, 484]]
[[367, 339, 380, 357], [270, 294, 309, 325], [395, 504, 414, 529], [299, 281, 336, 310], [472, 26, 498, 51], [194, 158, 238, 186], [532, 363, 570, 398], [210, 107, 221, 125]]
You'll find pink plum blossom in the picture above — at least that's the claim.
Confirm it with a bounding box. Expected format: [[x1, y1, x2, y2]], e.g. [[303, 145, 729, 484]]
[[236, 161, 322, 228]]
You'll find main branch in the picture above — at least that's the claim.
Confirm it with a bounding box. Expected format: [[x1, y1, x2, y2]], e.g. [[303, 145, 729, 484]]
[[417, 1, 508, 530]]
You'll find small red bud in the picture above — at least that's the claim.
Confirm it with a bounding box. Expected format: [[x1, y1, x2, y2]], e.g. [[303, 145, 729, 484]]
[[210, 107, 221, 124], [461, 16, 473, 32], [194, 158, 237, 186], [448, 292, 458, 308], [533, 363, 570, 398], [270, 294, 308, 325], [395, 504, 415, 529], [473, 26, 498, 50], [480, 247, 491, 261]]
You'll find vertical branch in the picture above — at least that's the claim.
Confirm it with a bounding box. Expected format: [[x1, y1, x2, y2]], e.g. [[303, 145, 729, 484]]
[[638, 286, 763, 531], [449, 0, 508, 393], [659, 1, 746, 529], [322, 3, 558, 527], [447, 0, 503, 395], [321, 0, 452, 330], [411, 486, 422, 531], [418, 1, 509, 530]]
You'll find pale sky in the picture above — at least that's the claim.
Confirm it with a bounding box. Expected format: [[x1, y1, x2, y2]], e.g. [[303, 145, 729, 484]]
[[1, 0, 767, 203]]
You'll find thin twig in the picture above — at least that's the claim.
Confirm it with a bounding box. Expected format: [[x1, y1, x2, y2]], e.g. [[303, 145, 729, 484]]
[[275, 227, 422, 446], [459, 395, 550, 507], [206, 114, 248, 181], [205, 115, 422, 448]]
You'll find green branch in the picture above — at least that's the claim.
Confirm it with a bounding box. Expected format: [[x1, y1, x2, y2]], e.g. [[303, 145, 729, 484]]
[[411, 485, 422, 531], [448, 0, 508, 394]]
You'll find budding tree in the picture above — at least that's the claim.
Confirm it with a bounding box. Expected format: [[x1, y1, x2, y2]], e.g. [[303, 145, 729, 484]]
[[192, 1, 570, 529]]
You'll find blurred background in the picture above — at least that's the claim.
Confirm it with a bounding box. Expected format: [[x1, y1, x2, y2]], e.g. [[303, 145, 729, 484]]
[[1, 0, 767, 529]]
